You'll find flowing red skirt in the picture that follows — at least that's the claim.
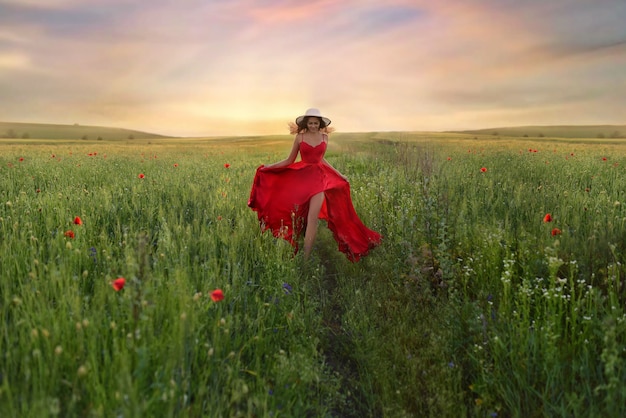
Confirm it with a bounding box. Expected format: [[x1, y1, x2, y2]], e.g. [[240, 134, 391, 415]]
[[248, 162, 381, 262]]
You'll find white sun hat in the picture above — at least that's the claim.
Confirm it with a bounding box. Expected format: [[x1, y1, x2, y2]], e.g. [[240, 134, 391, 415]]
[[295, 108, 331, 126]]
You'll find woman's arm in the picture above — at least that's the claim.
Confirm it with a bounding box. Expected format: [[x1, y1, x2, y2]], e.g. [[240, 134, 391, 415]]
[[322, 158, 348, 182], [263, 135, 300, 169], [321, 134, 348, 181]]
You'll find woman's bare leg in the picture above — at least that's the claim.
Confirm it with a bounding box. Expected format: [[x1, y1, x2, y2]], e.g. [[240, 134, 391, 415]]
[[304, 192, 324, 259]]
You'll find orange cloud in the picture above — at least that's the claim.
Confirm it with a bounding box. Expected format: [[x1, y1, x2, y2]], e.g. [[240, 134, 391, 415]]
[[245, 0, 343, 24]]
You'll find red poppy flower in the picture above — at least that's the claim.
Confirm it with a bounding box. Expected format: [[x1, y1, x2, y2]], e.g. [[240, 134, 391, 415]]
[[173, 163, 178, 167], [112, 277, 126, 291], [64, 230, 75, 239], [19, 157, 24, 162], [551, 228, 561, 236], [224, 163, 230, 168], [138, 173, 145, 179], [210, 289, 224, 302], [602, 157, 607, 161], [480, 167, 487, 173], [74, 216, 83, 225], [543, 213, 552, 223]]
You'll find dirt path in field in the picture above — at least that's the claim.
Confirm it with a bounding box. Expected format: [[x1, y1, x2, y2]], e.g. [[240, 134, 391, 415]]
[[311, 238, 378, 417]]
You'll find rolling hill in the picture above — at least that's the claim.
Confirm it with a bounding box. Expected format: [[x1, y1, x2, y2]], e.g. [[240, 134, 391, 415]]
[[0, 121, 172, 140], [452, 125, 626, 139], [2, 121, 626, 141]]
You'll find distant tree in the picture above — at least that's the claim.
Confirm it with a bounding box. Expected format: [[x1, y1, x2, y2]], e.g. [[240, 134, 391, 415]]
[[97, 136, 103, 141], [128, 134, 135, 140], [6, 129, 16, 138], [82, 135, 88, 140], [610, 131, 621, 138], [492, 131, 498, 136], [22, 132, 30, 139], [597, 133, 605, 139], [523, 134, 528, 137], [539, 133, 544, 138]]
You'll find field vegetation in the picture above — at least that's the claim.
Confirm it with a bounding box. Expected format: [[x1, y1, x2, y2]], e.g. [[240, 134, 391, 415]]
[[1, 129, 625, 417]]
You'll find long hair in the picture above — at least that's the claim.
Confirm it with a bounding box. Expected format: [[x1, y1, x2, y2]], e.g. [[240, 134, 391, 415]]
[[288, 117, 335, 135]]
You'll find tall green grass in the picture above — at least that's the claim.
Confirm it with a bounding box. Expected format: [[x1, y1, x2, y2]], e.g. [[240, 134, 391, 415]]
[[1, 135, 625, 417]]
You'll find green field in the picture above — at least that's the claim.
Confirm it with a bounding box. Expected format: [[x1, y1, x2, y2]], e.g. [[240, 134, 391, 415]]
[[1, 130, 625, 417]]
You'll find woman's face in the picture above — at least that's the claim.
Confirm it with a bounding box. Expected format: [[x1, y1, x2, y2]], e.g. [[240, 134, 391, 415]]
[[306, 117, 320, 131]]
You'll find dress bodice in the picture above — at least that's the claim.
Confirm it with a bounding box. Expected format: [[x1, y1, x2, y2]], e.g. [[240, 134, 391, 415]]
[[300, 141, 326, 164]]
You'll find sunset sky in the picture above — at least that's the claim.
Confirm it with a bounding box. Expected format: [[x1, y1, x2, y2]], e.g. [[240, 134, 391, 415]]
[[1, 0, 625, 137]]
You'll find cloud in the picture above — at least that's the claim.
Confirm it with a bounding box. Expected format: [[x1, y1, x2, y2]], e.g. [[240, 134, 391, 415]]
[[245, 0, 341, 24], [0, 52, 31, 70], [0, 0, 75, 8], [0, 0, 624, 135]]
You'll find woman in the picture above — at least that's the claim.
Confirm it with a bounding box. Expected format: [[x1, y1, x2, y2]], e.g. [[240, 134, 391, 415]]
[[248, 108, 381, 262]]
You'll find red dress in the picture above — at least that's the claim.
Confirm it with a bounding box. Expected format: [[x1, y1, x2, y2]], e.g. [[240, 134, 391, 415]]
[[248, 137, 381, 262]]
